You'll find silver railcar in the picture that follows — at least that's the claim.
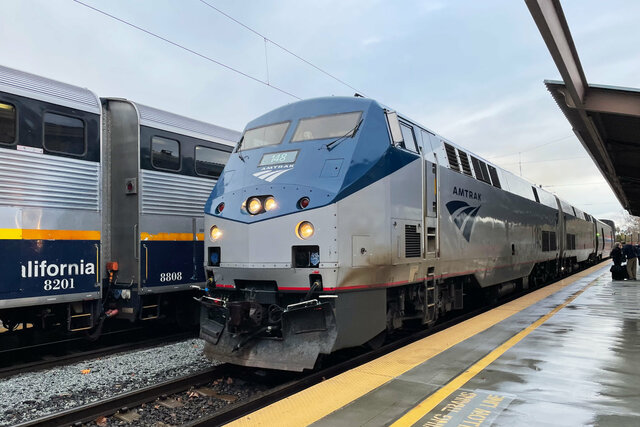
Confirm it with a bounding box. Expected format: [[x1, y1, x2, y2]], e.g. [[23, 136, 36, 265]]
[[0, 65, 239, 332]]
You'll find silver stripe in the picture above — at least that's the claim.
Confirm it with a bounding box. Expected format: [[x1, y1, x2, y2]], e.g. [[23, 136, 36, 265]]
[[265, 170, 290, 182], [140, 169, 215, 216], [0, 148, 100, 211], [254, 170, 274, 178], [0, 291, 101, 309], [0, 65, 100, 114]]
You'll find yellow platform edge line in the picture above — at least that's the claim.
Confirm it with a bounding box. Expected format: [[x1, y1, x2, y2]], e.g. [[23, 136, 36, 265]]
[[0, 229, 100, 240], [390, 270, 602, 426], [227, 261, 610, 427]]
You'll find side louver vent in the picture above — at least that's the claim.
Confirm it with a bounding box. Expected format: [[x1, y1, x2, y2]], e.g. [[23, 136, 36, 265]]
[[405, 224, 421, 258], [443, 143, 460, 172]]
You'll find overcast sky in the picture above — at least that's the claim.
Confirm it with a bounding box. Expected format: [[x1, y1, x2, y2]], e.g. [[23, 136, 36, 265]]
[[1, 0, 638, 225]]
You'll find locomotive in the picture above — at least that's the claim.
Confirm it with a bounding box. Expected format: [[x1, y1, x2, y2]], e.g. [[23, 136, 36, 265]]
[[199, 96, 614, 371], [0, 65, 239, 334]]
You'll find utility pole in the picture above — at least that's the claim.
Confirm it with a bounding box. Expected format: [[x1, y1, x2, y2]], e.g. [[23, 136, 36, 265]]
[[519, 152, 522, 176]]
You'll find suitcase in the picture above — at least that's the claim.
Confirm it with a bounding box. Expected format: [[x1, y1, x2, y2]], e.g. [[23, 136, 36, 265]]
[[611, 264, 628, 280]]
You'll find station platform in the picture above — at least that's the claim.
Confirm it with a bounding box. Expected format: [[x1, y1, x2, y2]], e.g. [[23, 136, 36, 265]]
[[228, 262, 640, 426]]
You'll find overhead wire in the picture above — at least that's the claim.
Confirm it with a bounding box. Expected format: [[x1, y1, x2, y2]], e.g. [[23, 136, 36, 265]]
[[197, 0, 366, 96], [486, 135, 574, 160], [71, 0, 302, 100], [498, 155, 589, 166]]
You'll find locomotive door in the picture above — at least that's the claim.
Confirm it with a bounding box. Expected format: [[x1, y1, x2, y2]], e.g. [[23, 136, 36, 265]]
[[419, 130, 438, 259]]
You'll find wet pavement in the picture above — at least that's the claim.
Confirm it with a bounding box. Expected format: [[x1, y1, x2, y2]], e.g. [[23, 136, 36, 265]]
[[232, 264, 640, 427], [313, 266, 640, 427]]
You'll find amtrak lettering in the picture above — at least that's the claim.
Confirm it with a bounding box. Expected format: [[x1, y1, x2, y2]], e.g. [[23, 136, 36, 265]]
[[453, 186, 481, 201], [21, 260, 96, 278], [446, 200, 481, 242], [253, 164, 294, 182]]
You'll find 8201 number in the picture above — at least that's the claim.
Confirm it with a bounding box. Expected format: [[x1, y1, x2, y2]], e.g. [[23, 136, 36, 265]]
[[44, 278, 75, 291]]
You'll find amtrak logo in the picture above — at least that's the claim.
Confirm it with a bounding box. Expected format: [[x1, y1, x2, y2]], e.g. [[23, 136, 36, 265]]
[[446, 200, 481, 242], [253, 168, 292, 182]]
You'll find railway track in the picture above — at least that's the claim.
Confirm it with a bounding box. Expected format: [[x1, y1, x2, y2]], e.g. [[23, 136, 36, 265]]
[[0, 328, 197, 379], [14, 367, 224, 427], [12, 305, 489, 427], [11, 265, 602, 426]]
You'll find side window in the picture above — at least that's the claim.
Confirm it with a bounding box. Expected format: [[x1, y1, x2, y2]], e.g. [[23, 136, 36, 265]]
[[399, 123, 418, 153], [43, 112, 85, 155], [195, 146, 230, 179], [0, 101, 16, 144], [151, 136, 180, 171]]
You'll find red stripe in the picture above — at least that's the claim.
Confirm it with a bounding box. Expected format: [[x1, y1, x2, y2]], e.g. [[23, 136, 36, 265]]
[[216, 284, 235, 288], [216, 256, 579, 292], [279, 256, 560, 292]]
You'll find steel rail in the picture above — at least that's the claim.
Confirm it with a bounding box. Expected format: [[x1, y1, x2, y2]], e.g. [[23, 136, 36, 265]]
[[0, 330, 197, 379], [14, 366, 224, 427]]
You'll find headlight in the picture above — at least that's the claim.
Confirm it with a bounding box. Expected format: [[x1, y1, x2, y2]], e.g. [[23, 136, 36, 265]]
[[247, 197, 262, 215], [296, 221, 314, 240], [264, 197, 277, 211], [209, 225, 222, 241]]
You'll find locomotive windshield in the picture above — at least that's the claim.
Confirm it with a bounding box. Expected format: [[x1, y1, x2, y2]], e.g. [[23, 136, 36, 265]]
[[238, 121, 290, 151], [291, 111, 362, 142]]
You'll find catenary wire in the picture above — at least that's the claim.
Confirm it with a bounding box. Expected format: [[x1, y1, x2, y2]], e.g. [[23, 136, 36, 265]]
[[197, 0, 366, 96], [71, 0, 302, 100], [498, 155, 588, 166], [486, 135, 574, 160]]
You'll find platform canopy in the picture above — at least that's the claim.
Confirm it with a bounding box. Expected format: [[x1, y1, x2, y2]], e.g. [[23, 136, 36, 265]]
[[527, 0, 640, 215]]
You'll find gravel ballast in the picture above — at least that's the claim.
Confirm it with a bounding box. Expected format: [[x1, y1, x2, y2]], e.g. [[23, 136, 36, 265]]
[[0, 338, 216, 426]]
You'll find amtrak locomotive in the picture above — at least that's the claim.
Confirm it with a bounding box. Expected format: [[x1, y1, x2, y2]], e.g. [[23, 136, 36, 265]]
[[199, 96, 614, 371], [0, 65, 239, 334]]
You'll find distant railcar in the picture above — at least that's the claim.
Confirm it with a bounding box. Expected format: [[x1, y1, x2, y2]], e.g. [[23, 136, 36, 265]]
[[0, 65, 239, 332], [199, 96, 613, 371]]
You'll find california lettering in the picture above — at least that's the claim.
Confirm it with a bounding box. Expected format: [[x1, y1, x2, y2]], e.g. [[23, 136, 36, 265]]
[[21, 260, 96, 278]]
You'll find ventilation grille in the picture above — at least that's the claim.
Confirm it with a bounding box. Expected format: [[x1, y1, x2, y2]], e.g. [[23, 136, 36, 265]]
[[458, 150, 473, 176], [0, 147, 99, 211], [443, 143, 460, 172], [405, 225, 421, 258], [140, 169, 215, 216]]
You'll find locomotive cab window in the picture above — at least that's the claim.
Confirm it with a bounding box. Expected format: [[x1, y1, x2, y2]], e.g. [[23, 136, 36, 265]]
[[0, 101, 16, 144], [239, 121, 289, 151], [43, 112, 85, 155], [399, 122, 418, 153], [151, 136, 180, 171], [195, 146, 230, 179], [292, 111, 362, 142]]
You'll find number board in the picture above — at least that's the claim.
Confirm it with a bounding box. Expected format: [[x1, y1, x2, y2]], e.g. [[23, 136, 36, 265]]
[[258, 150, 299, 166]]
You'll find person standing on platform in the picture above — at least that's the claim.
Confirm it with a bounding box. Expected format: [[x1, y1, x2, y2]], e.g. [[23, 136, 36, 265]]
[[611, 242, 624, 266], [623, 242, 638, 280]]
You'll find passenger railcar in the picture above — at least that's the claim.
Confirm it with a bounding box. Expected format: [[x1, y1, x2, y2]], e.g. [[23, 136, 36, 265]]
[[0, 65, 239, 332], [199, 96, 613, 371]]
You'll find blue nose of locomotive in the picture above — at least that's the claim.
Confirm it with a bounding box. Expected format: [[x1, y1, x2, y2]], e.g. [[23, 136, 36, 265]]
[[204, 97, 417, 223]]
